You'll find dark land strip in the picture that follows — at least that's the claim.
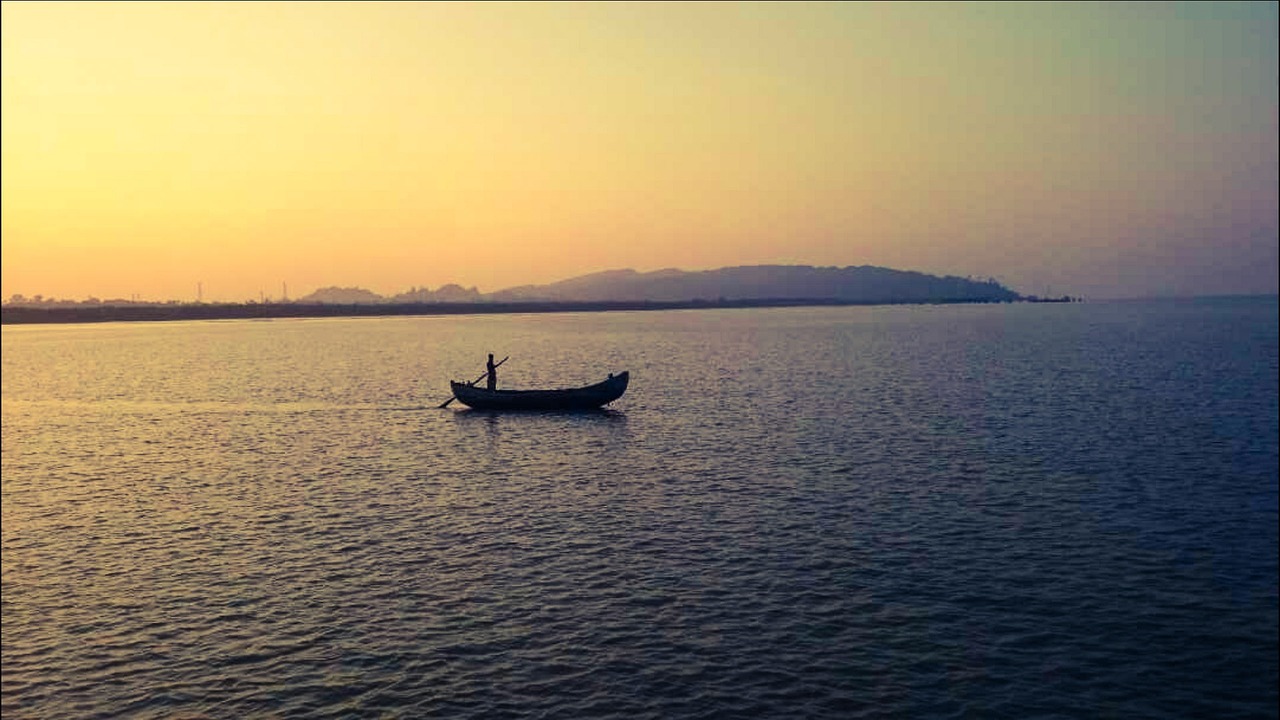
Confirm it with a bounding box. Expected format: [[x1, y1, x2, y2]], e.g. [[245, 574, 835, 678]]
[[0, 296, 1038, 325]]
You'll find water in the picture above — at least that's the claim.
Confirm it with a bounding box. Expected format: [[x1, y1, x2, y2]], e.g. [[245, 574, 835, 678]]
[[2, 298, 1276, 719]]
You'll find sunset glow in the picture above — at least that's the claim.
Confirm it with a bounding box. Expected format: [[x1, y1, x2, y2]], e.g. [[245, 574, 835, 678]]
[[3, 1, 1276, 301]]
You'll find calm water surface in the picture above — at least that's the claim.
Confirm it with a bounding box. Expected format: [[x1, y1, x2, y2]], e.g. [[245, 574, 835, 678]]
[[3, 299, 1277, 719]]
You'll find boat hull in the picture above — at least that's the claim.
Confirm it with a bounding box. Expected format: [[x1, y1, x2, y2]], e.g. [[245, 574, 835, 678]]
[[449, 371, 629, 411]]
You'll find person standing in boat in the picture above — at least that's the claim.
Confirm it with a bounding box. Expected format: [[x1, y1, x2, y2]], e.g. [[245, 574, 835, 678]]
[[486, 353, 498, 391]]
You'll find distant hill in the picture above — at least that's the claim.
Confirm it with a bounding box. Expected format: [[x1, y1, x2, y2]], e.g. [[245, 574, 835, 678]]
[[221, 265, 1021, 306], [388, 283, 484, 303], [489, 265, 1020, 303], [0, 265, 1029, 324], [297, 283, 484, 304], [294, 286, 385, 304]]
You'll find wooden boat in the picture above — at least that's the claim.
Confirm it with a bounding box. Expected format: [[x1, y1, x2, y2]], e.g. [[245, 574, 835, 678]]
[[449, 371, 629, 411]]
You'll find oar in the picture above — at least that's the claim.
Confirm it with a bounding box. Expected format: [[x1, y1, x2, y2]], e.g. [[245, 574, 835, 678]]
[[438, 356, 508, 408]]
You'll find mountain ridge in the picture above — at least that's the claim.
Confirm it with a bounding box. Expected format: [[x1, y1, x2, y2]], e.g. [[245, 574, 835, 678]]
[[299, 264, 1021, 304]]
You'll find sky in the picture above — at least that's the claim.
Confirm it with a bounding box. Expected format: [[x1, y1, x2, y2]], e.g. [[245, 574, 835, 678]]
[[2, 1, 1276, 302]]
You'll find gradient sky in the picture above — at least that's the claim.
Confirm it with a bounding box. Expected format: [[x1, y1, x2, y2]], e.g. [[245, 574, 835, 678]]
[[3, 1, 1276, 301]]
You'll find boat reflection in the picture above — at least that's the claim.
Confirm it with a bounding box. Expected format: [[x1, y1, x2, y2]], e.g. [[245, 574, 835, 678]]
[[452, 407, 628, 424]]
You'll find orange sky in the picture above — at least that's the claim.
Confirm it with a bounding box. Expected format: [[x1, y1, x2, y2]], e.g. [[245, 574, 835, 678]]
[[3, 1, 1276, 301]]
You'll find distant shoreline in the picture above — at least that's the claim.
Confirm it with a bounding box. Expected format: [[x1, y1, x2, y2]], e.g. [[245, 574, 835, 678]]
[[0, 296, 1049, 325]]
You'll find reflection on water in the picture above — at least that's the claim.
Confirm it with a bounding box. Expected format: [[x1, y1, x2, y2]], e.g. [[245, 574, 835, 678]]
[[2, 300, 1277, 719], [453, 407, 630, 425]]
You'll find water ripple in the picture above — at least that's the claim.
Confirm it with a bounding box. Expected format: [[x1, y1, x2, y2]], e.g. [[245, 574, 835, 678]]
[[3, 302, 1277, 718]]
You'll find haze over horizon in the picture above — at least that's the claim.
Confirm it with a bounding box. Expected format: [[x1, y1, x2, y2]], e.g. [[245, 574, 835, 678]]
[[3, 2, 1276, 303]]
